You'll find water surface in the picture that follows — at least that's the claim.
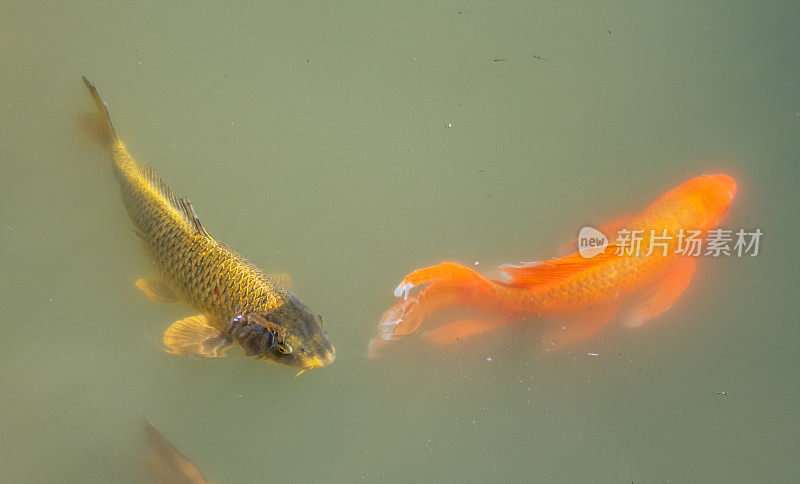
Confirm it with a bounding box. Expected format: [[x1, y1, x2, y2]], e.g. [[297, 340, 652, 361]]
[[1, 1, 799, 482]]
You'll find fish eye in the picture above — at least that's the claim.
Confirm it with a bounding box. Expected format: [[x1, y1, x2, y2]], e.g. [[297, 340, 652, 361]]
[[299, 346, 308, 353], [276, 342, 292, 355]]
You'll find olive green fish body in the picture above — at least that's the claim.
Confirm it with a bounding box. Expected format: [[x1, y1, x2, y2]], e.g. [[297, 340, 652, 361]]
[[84, 77, 334, 370], [112, 148, 283, 326]]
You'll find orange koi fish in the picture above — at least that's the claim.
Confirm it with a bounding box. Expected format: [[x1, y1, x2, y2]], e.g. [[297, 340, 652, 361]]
[[368, 174, 736, 357]]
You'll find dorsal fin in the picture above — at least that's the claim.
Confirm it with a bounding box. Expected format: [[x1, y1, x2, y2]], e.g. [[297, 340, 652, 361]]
[[557, 216, 632, 256], [179, 197, 211, 238], [140, 163, 212, 239], [497, 245, 621, 287]]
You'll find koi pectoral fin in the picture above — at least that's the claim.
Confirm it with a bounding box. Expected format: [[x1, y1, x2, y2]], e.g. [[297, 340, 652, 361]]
[[620, 256, 696, 327], [136, 278, 178, 303], [540, 303, 622, 352], [163, 315, 232, 358], [424, 317, 514, 346]]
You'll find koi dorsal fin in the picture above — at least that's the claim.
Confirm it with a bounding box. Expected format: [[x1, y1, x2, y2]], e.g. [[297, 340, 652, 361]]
[[140, 163, 212, 239], [497, 245, 620, 287], [179, 197, 211, 238], [558, 216, 632, 256]]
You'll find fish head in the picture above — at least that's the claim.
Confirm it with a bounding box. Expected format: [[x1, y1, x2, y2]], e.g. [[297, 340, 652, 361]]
[[692, 174, 737, 228], [674, 174, 737, 229], [229, 294, 335, 370]]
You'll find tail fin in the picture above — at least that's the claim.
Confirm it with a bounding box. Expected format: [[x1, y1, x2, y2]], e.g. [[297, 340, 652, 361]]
[[394, 262, 490, 300], [81, 76, 118, 144]]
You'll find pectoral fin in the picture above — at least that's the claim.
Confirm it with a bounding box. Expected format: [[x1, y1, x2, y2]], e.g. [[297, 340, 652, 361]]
[[136, 278, 178, 303], [424, 317, 514, 346], [269, 272, 293, 290], [540, 302, 622, 352], [163, 315, 232, 357], [620, 256, 696, 327]]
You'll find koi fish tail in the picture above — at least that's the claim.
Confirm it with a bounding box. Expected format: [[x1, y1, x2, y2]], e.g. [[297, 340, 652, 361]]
[[373, 283, 470, 345], [391, 262, 495, 332], [368, 262, 498, 358], [395, 283, 474, 334], [367, 286, 487, 358], [367, 298, 417, 358], [393, 262, 491, 300]]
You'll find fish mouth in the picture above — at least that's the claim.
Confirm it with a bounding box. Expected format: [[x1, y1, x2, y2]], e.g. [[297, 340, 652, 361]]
[[301, 346, 336, 370]]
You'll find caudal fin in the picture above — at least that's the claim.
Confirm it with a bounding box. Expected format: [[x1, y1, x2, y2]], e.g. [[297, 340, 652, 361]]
[[81, 76, 118, 145], [394, 262, 489, 300]]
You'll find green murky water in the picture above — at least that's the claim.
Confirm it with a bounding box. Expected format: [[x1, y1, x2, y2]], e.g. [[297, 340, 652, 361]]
[[2, 1, 799, 482]]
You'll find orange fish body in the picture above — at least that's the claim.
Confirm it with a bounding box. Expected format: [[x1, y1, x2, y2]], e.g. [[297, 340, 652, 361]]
[[369, 174, 736, 356]]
